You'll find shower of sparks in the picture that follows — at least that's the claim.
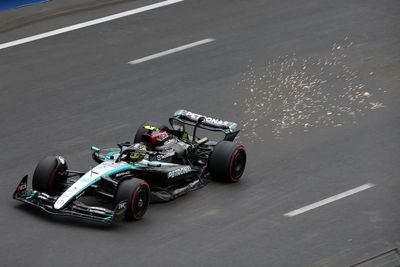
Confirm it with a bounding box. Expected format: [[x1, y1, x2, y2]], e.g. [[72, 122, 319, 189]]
[[234, 40, 386, 142]]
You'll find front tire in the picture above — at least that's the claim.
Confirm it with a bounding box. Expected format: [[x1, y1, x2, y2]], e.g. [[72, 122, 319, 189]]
[[209, 141, 246, 183], [114, 178, 150, 221], [32, 156, 68, 195]]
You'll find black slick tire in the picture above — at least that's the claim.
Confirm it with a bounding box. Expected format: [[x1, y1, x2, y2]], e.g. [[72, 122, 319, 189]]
[[32, 156, 68, 195], [114, 178, 150, 221], [209, 141, 246, 183]]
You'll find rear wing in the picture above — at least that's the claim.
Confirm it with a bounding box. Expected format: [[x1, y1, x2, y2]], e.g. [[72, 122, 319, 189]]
[[171, 109, 240, 141]]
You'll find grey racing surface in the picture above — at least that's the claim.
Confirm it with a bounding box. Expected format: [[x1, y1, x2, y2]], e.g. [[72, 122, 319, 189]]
[[0, 0, 399, 266]]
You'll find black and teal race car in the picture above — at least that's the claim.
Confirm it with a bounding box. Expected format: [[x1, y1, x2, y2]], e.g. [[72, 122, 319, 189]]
[[13, 110, 247, 224]]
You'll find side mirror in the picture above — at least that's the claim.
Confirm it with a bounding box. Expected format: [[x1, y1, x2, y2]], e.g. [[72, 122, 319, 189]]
[[91, 146, 100, 153]]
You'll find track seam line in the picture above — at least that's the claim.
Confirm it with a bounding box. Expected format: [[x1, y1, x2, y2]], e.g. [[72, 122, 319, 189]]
[[0, 0, 184, 51], [127, 38, 216, 64], [284, 183, 376, 217]]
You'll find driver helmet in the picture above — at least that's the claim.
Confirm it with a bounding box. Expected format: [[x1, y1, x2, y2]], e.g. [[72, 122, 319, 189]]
[[129, 143, 147, 163]]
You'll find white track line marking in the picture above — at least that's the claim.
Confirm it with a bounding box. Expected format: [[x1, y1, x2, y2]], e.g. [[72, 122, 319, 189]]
[[284, 183, 375, 217], [0, 0, 184, 51], [128, 38, 215, 64]]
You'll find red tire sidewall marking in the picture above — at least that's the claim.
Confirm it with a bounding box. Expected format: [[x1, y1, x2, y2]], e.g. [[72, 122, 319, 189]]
[[130, 181, 150, 220], [228, 146, 246, 182], [47, 160, 60, 192]]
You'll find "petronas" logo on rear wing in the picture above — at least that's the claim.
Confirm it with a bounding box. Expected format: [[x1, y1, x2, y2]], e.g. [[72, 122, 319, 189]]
[[174, 109, 237, 132]]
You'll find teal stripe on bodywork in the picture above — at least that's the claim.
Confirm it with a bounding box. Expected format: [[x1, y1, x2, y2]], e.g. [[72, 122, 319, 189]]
[[25, 190, 38, 200], [174, 109, 184, 116], [225, 122, 237, 133], [103, 215, 113, 222]]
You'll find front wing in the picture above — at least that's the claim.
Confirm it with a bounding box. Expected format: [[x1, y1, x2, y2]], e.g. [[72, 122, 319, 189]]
[[13, 176, 126, 225]]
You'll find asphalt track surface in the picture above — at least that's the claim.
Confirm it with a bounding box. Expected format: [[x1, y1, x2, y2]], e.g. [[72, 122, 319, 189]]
[[0, 0, 399, 266]]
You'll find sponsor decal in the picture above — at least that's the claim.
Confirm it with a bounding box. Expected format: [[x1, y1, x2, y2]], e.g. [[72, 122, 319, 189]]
[[17, 182, 27, 192], [168, 166, 192, 179], [157, 131, 169, 142], [156, 149, 175, 161], [163, 138, 174, 146], [185, 111, 229, 127], [115, 171, 130, 177], [117, 202, 127, 210]]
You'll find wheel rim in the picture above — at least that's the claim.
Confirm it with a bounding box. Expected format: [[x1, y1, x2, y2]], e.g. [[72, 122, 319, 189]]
[[133, 187, 149, 218], [230, 149, 246, 180]]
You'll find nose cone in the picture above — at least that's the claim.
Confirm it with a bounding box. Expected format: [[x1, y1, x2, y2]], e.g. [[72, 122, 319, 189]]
[[53, 172, 100, 210]]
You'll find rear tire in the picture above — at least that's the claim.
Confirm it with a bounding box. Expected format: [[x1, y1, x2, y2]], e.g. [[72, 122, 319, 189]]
[[32, 156, 68, 195], [134, 121, 168, 143], [209, 141, 246, 183], [114, 178, 150, 221]]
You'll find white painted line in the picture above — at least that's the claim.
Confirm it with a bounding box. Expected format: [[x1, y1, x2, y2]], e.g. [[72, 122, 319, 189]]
[[0, 0, 184, 51], [128, 38, 215, 64], [284, 183, 375, 217]]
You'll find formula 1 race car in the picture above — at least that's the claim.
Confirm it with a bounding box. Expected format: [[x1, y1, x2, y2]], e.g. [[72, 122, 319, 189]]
[[13, 110, 246, 224]]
